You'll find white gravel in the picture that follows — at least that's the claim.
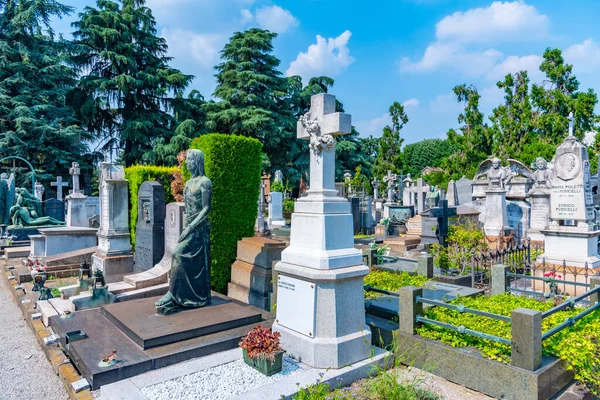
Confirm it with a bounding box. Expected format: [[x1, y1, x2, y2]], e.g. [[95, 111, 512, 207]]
[[0, 267, 69, 400], [141, 358, 302, 400]]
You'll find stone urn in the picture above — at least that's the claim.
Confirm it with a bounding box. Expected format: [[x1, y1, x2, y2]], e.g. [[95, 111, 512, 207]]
[[30, 268, 47, 292]]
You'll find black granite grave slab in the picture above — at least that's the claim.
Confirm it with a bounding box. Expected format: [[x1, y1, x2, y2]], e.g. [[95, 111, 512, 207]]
[[50, 292, 273, 390], [101, 294, 263, 349]]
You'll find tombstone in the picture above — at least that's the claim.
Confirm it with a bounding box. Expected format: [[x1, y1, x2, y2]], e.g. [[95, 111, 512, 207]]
[[540, 113, 600, 268], [273, 93, 371, 368], [383, 170, 398, 203], [483, 189, 508, 237], [415, 178, 429, 214], [91, 162, 134, 275], [256, 182, 267, 234], [350, 197, 360, 233], [430, 199, 457, 247], [34, 181, 45, 202], [267, 191, 285, 228], [363, 196, 375, 232], [456, 177, 473, 205], [424, 188, 440, 210], [65, 162, 88, 227], [134, 181, 166, 272], [274, 170, 283, 183], [44, 198, 65, 222], [51, 176, 69, 201], [3, 173, 15, 225], [447, 180, 458, 207], [84, 197, 100, 219]]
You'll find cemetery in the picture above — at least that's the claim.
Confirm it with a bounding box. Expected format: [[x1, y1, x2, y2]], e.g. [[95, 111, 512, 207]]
[[1, 1, 600, 400]]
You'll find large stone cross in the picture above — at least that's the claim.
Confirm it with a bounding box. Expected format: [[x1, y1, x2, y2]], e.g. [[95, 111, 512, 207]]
[[383, 170, 398, 203], [431, 199, 457, 247], [415, 178, 430, 214], [297, 94, 351, 199], [51, 176, 69, 201]]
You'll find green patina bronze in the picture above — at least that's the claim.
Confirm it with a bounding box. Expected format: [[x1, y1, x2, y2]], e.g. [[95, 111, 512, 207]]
[[155, 149, 212, 315]]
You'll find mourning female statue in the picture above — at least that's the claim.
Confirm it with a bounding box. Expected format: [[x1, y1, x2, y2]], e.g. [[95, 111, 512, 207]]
[[156, 149, 212, 315], [9, 205, 65, 227]]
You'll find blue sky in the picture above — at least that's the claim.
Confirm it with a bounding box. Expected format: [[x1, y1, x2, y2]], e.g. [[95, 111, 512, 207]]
[[52, 0, 600, 145]]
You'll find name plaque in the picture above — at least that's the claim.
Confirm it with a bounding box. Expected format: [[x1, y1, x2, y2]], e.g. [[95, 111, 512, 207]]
[[276, 274, 316, 337]]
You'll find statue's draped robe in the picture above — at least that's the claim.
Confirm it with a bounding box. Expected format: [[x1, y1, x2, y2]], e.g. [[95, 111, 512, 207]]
[[168, 180, 211, 308]]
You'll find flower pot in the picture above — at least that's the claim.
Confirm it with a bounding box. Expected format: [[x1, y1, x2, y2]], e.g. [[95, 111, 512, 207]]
[[30, 271, 47, 292], [242, 348, 283, 376]]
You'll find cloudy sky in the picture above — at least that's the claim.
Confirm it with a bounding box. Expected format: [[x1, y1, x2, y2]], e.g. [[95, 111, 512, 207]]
[[52, 0, 600, 144]]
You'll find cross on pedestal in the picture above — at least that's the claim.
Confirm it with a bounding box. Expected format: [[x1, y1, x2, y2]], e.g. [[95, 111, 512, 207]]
[[256, 181, 266, 234], [383, 170, 398, 203], [431, 199, 457, 247], [51, 176, 69, 201], [415, 178, 430, 214], [297, 94, 351, 200], [69, 162, 81, 194], [372, 177, 380, 199]]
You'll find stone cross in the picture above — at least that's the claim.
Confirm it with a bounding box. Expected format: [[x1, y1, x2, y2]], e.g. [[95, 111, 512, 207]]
[[372, 177, 380, 200], [297, 94, 351, 199], [51, 176, 69, 201], [415, 178, 429, 214], [430, 199, 457, 247], [383, 170, 398, 203], [568, 111, 574, 137], [69, 162, 81, 194]]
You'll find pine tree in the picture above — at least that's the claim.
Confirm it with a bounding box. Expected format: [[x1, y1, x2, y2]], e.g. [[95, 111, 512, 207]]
[[373, 102, 407, 178], [69, 0, 193, 166], [207, 28, 294, 170], [0, 0, 85, 185]]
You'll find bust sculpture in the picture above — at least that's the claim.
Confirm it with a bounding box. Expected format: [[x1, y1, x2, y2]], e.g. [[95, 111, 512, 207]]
[[531, 157, 553, 189], [155, 149, 212, 315], [474, 157, 533, 191]]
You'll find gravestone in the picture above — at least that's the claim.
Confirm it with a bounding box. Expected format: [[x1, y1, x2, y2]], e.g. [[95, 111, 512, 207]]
[[51, 176, 69, 201], [507, 202, 523, 232], [134, 181, 165, 272], [540, 113, 600, 268], [92, 162, 134, 275], [273, 93, 371, 368], [84, 197, 100, 219], [255, 182, 267, 234], [415, 178, 429, 214], [34, 181, 45, 202], [66, 162, 88, 227], [350, 197, 360, 233], [44, 198, 65, 222], [430, 199, 457, 247], [447, 180, 458, 206], [402, 175, 414, 206], [267, 191, 285, 228], [456, 177, 473, 204]]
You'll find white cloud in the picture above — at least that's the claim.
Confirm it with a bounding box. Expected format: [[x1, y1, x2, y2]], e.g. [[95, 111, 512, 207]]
[[402, 98, 420, 109], [429, 92, 462, 114], [253, 6, 298, 34], [354, 113, 390, 137], [401, 42, 503, 77], [240, 8, 253, 25], [565, 39, 600, 74], [286, 30, 355, 82], [480, 84, 505, 109], [161, 28, 224, 68], [485, 54, 543, 82], [436, 1, 549, 43]]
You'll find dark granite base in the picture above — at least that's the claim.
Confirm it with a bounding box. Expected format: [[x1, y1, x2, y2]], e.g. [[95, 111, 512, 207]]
[[6, 227, 42, 241], [50, 292, 273, 389]]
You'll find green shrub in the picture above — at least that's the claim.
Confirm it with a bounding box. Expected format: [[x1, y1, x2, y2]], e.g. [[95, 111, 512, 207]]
[[270, 180, 284, 193], [190, 134, 262, 293], [364, 270, 429, 298], [124, 165, 179, 247], [417, 293, 600, 394], [283, 198, 294, 220], [429, 221, 487, 275]]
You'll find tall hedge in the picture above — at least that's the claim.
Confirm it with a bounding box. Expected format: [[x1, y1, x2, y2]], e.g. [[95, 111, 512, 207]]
[[125, 165, 179, 247], [190, 134, 262, 293]]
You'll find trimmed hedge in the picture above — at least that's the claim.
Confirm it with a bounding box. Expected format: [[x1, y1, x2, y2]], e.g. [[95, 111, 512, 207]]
[[190, 134, 262, 294], [125, 165, 179, 247]]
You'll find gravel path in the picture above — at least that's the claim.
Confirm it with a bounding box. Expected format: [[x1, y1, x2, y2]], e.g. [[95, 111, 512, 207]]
[[0, 269, 69, 400]]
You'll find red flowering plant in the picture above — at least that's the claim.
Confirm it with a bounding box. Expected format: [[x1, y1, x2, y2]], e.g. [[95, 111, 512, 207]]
[[239, 325, 282, 362], [27, 258, 47, 273], [544, 271, 563, 298]]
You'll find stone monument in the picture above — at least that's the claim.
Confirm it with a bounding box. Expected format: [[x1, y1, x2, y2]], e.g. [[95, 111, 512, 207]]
[[34, 181, 44, 202], [447, 179, 458, 207], [272, 93, 371, 368], [44, 198, 65, 222], [65, 162, 88, 227], [91, 162, 134, 276], [267, 191, 285, 228], [255, 181, 268, 235], [51, 176, 69, 201], [134, 181, 166, 272], [402, 175, 414, 206], [155, 150, 212, 315], [474, 158, 514, 237], [540, 113, 600, 267], [528, 157, 552, 242]]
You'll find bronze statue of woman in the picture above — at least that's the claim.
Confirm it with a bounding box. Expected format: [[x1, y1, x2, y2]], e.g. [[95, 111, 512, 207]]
[[156, 149, 212, 315]]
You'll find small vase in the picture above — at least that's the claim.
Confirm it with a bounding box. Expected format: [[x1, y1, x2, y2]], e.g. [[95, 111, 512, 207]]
[[30, 270, 47, 292], [242, 348, 283, 376]]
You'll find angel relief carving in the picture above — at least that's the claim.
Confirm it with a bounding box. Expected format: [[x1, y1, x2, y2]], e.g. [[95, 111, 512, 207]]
[[474, 157, 533, 190], [299, 114, 335, 155]]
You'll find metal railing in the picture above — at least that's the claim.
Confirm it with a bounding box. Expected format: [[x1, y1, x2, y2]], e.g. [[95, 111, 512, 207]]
[[471, 239, 531, 289]]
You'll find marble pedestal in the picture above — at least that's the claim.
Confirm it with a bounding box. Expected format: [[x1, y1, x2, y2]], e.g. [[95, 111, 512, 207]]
[[483, 189, 508, 237], [29, 227, 98, 259], [92, 233, 134, 275], [528, 191, 550, 243], [268, 192, 286, 228], [66, 193, 89, 228], [538, 226, 600, 268]]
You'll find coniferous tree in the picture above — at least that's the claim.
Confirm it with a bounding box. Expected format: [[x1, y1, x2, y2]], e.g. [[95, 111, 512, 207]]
[[69, 0, 193, 166], [373, 102, 407, 178], [0, 0, 85, 185]]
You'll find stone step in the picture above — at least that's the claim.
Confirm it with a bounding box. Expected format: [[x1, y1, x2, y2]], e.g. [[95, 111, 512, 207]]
[[5, 246, 31, 259], [45, 246, 96, 267]]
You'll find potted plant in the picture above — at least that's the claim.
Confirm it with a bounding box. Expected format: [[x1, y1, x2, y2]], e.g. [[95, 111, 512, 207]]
[[239, 325, 283, 376], [30, 264, 47, 291]]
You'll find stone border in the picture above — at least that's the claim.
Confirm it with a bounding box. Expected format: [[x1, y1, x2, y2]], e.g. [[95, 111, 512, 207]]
[[3, 261, 93, 400]]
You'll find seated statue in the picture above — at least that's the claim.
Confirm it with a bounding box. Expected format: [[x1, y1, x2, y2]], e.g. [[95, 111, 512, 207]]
[[9, 205, 65, 227], [155, 149, 212, 315]]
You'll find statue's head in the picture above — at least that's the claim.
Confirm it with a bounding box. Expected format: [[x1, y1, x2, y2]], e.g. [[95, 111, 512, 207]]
[[491, 158, 501, 169], [0, 173, 8, 179], [535, 157, 547, 170], [186, 149, 205, 177]]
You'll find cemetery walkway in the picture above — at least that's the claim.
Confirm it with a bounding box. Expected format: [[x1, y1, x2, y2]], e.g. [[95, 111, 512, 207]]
[[0, 273, 68, 400]]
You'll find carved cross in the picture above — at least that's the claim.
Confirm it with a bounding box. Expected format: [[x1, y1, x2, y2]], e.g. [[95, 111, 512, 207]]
[[415, 178, 430, 214], [372, 177, 380, 199], [431, 199, 457, 247], [297, 94, 351, 199], [382, 170, 398, 202], [51, 176, 69, 201], [69, 162, 81, 194]]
